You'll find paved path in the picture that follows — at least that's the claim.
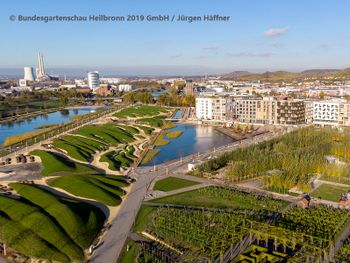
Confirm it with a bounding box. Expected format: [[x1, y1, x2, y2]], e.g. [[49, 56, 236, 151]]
[[89, 166, 158, 263], [145, 182, 211, 201]]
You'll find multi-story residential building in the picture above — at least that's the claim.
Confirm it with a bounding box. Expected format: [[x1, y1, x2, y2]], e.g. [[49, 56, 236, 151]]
[[185, 79, 194, 96], [235, 97, 277, 124], [304, 100, 314, 124], [339, 101, 350, 126], [195, 95, 350, 127], [195, 97, 213, 120], [313, 100, 340, 126], [195, 96, 234, 121], [276, 99, 305, 125]]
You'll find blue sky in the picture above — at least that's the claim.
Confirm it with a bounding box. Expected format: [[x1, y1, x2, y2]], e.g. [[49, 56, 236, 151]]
[[1, 0, 350, 75]]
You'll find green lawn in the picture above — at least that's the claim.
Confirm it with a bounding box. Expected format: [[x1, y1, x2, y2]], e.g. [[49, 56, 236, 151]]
[[153, 177, 200, 192], [133, 205, 157, 232], [137, 116, 166, 127], [49, 175, 129, 206], [31, 150, 98, 176], [76, 124, 136, 145], [149, 186, 289, 211], [10, 183, 105, 249], [100, 149, 134, 171], [134, 125, 154, 135], [52, 135, 108, 162], [118, 238, 139, 263], [312, 184, 350, 202], [0, 195, 83, 262], [1, 183, 106, 261], [114, 105, 169, 119]]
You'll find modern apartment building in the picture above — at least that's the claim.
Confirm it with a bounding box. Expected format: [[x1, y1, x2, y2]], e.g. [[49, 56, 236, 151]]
[[195, 95, 350, 127], [276, 99, 305, 125], [195, 96, 234, 121], [313, 100, 340, 126]]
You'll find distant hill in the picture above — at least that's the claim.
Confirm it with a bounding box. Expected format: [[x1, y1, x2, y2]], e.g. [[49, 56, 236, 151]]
[[220, 68, 350, 82]]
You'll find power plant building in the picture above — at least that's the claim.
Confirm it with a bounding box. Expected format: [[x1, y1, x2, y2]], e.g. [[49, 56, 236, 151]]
[[87, 71, 100, 90], [23, 67, 35, 81]]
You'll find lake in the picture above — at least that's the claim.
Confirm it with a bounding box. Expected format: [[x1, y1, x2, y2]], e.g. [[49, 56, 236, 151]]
[[0, 107, 102, 145], [144, 123, 234, 165]]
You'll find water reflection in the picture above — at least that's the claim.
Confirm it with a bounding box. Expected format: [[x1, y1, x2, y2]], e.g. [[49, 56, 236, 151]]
[[0, 107, 102, 145], [144, 123, 234, 165]]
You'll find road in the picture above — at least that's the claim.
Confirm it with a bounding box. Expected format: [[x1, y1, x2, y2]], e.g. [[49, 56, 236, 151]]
[[89, 166, 158, 263], [90, 127, 297, 263]]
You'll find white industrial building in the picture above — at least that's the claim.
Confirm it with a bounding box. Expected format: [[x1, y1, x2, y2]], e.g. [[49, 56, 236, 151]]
[[23, 67, 35, 81], [118, 84, 133, 92], [87, 71, 100, 90]]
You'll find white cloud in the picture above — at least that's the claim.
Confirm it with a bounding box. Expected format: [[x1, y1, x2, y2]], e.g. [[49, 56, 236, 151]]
[[264, 27, 289, 37]]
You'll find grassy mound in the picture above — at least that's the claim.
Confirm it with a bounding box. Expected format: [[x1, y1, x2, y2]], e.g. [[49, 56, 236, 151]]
[[31, 150, 98, 176], [153, 177, 200, 192], [0, 215, 70, 262], [49, 175, 129, 206], [100, 148, 135, 171], [135, 125, 154, 135], [53, 135, 108, 162], [76, 124, 136, 145], [0, 195, 83, 261], [114, 105, 168, 118], [10, 183, 105, 249], [137, 116, 166, 127]]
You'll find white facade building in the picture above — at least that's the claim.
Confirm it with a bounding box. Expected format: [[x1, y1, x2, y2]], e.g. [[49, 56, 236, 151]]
[[195, 96, 234, 122], [118, 84, 133, 92], [313, 100, 341, 126], [196, 97, 213, 120], [87, 71, 100, 90]]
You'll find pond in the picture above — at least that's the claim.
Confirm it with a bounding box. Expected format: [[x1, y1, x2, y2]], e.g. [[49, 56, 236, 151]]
[[144, 123, 234, 165], [0, 107, 104, 145]]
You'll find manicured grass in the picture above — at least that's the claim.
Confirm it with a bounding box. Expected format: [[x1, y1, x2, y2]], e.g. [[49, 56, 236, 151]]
[[0, 195, 83, 261], [153, 177, 200, 192], [312, 184, 350, 202], [137, 116, 166, 127], [154, 132, 169, 146], [114, 105, 168, 119], [49, 175, 129, 206], [135, 125, 154, 135], [141, 149, 160, 164], [100, 149, 134, 171], [0, 215, 70, 262], [150, 186, 289, 211], [118, 238, 139, 263], [76, 124, 136, 145], [165, 130, 183, 139], [10, 183, 105, 249], [31, 150, 98, 176], [133, 205, 157, 232], [53, 135, 108, 162]]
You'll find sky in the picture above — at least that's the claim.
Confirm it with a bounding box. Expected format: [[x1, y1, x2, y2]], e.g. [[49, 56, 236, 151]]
[[1, 0, 350, 76]]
